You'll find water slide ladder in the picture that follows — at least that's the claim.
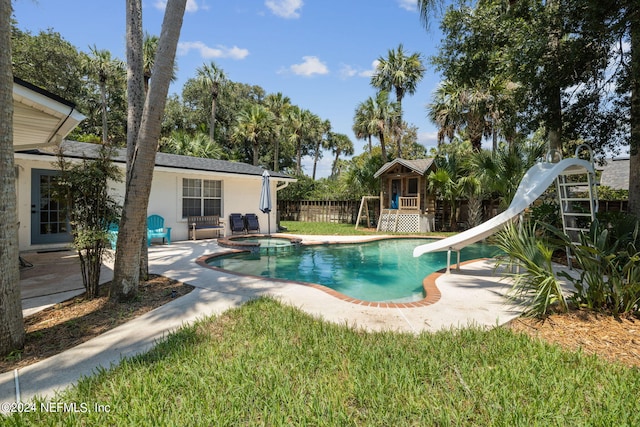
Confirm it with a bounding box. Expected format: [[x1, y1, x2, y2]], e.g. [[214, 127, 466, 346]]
[[555, 146, 599, 268]]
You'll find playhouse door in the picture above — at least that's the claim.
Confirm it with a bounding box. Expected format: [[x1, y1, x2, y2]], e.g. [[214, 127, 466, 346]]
[[390, 179, 401, 209], [30, 169, 72, 245]]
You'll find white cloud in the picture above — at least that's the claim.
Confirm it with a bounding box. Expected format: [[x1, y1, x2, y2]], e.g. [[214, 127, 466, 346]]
[[178, 41, 249, 60], [288, 56, 329, 77], [359, 60, 380, 78], [397, 0, 417, 12], [339, 64, 357, 79], [154, 0, 202, 13], [418, 131, 438, 148], [340, 60, 380, 79], [265, 0, 303, 19]]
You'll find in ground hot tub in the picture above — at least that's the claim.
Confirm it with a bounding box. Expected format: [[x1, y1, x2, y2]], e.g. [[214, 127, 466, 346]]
[[217, 235, 301, 254]]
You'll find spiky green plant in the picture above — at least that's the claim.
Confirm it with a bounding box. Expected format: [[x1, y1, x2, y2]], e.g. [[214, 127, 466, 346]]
[[493, 220, 568, 317]]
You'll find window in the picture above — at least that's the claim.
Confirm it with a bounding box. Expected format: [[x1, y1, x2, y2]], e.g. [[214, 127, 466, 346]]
[[182, 178, 222, 217], [408, 178, 418, 195]]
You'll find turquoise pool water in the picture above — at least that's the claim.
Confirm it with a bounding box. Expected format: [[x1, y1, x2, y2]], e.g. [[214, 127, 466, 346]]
[[207, 238, 499, 303]]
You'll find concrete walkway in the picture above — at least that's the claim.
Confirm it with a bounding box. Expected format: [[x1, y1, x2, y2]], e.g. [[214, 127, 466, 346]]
[[1, 236, 520, 407]]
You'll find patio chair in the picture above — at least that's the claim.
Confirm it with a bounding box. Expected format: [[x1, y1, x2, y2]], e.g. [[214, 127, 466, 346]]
[[147, 214, 171, 246], [229, 213, 245, 234], [244, 213, 260, 234], [107, 222, 119, 250]]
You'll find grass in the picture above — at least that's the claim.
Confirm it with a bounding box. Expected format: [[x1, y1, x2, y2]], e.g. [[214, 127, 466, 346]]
[[7, 298, 640, 426], [279, 220, 454, 237]]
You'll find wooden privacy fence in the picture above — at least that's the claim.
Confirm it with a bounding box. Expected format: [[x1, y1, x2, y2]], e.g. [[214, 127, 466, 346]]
[[278, 200, 360, 223]]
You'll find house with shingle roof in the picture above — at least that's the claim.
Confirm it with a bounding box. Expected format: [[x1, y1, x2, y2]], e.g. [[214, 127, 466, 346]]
[[597, 157, 630, 190], [12, 79, 295, 251]]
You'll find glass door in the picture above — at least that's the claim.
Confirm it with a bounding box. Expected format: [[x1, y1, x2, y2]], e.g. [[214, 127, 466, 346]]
[[30, 169, 72, 245]]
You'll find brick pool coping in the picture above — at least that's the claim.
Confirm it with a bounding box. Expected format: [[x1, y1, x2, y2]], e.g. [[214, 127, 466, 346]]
[[196, 235, 489, 308]]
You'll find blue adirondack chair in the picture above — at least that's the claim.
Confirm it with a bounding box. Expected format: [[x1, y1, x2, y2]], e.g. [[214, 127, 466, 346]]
[[147, 215, 171, 246], [107, 222, 119, 250]]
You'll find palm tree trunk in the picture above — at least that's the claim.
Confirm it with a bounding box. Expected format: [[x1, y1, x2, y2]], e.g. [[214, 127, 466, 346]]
[[125, 0, 149, 280], [379, 132, 387, 163], [253, 141, 259, 166], [112, 0, 187, 301], [273, 138, 280, 172], [0, 0, 25, 356], [312, 141, 321, 180], [210, 86, 217, 142], [100, 80, 109, 143]]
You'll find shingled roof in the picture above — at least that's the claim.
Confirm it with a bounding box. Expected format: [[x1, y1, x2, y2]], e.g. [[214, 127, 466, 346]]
[[21, 140, 294, 180], [597, 157, 629, 190], [374, 158, 435, 178]]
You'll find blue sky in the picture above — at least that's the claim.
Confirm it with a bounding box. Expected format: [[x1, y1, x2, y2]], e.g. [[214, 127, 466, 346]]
[[13, 0, 447, 177]]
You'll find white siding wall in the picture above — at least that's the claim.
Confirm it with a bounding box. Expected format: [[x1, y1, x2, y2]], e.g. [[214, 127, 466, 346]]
[[14, 155, 277, 251]]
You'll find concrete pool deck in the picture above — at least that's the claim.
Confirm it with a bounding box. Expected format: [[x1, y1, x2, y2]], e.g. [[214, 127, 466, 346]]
[[2, 235, 521, 405]]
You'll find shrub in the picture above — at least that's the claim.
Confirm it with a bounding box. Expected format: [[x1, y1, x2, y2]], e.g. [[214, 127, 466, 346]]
[[556, 219, 640, 316], [493, 221, 568, 318]]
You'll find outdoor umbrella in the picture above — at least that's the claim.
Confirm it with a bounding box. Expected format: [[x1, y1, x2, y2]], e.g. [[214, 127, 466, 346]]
[[259, 170, 272, 235]]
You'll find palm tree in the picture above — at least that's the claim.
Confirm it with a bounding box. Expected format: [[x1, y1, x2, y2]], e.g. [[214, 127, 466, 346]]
[[428, 80, 491, 152], [371, 44, 425, 158], [328, 132, 354, 178], [140, 32, 179, 95], [196, 61, 227, 143], [232, 104, 275, 166], [353, 99, 376, 153], [284, 106, 317, 174], [367, 91, 399, 163], [311, 118, 331, 180], [84, 46, 125, 144], [264, 92, 291, 172], [0, 0, 25, 356], [111, 0, 187, 301], [142, 32, 158, 92], [427, 142, 479, 231], [160, 130, 223, 158], [472, 138, 546, 210]]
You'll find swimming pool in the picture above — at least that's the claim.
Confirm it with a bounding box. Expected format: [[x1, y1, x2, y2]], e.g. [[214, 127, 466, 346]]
[[206, 238, 499, 303]]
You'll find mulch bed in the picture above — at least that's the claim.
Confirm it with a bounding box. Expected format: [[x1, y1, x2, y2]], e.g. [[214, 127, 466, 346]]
[[507, 311, 640, 368], [0, 275, 193, 373]]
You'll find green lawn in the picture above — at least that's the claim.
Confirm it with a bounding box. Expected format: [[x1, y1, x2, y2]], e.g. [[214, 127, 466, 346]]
[[279, 220, 454, 237], [9, 298, 640, 426]]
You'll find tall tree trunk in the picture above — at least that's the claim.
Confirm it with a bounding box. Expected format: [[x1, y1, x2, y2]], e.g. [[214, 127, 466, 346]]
[[253, 141, 259, 166], [396, 98, 403, 159], [125, 0, 149, 280], [100, 80, 109, 143], [629, 7, 640, 218], [210, 83, 218, 142], [273, 137, 280, 172], [0, 0, 25, 356], [312, 141, 321, 180], [546, 0, 563, 155], [112, 0, 187, 300], [379, 131, 388, 163]]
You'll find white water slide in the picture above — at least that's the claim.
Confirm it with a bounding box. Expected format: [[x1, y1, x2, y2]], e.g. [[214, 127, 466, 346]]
[[413, 157, 596, 267]]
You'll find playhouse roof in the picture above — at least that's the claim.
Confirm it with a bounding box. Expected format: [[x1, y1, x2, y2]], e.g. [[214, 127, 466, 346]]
[[374, 158, 435, 179]]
